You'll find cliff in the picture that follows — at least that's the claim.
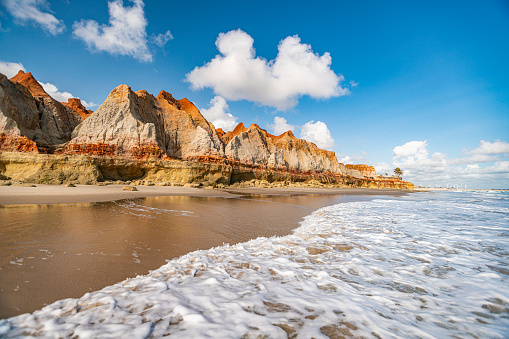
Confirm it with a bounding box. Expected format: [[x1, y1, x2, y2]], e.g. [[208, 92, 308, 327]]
[[0, 72, 81, 151], [0, 71, 415, 189], [345, 164, 377, 178], [221, 123, 346, 174]]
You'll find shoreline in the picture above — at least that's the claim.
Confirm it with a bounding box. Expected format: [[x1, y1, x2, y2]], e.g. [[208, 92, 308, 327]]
[[0, 184, 411, 206], [0, 186, 411, 318]]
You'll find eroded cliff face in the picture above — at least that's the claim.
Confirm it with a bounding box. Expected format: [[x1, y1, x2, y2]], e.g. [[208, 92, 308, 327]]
[[0, 71, 415, 189], [65, 86, 224, 158], [221, 123, 345, 174], [0, 72, 81, 151], [0, 152, 414, 189], [344, 164, 377, 178]]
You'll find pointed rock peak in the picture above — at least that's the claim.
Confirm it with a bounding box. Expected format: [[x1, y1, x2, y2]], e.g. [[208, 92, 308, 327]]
[[62, 98, 93, 121], [107, 84, 134, 104], [232, 122, 247, 134], [66, 98, 86, 108], [270, 129, 298, 141], [135, 89, 157, 102], [277, 131, 297, 140], [218, 122, 248, 144], [178, 98, 201, 116], [157, 90, 182, 110], [282, 130, 297, 139], [135, 89, 150, 96], [248, 123, 263, 131], [10, 70, 49, 98]]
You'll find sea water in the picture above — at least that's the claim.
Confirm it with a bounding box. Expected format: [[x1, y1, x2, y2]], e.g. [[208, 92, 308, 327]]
[[0, 190, 508, 338]]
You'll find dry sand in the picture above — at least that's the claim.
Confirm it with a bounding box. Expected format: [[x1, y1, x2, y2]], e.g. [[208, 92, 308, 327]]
[[0, 185, 411, 318]]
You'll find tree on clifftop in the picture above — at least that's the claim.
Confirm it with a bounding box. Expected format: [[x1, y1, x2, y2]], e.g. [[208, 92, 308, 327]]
[[393, 167, 403, 179]]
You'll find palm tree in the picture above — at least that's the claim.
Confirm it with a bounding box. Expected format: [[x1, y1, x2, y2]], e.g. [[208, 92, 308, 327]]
[[393, 167, 403, 179]]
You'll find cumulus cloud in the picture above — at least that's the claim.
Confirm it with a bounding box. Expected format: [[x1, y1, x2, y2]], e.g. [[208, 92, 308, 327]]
[[0, 60, 26, 77], [300, 120, 335, 150], [269, 116, 295, 136], [349, 80, 358, 87], [41, 82, 95, 107], [468, 140, 509, 155], [393, 141, 430, 163], [186, 29, 348, 110], [199, 96, 238, 131], [1, 0, 65, 34], [73, 0, 168, 62]]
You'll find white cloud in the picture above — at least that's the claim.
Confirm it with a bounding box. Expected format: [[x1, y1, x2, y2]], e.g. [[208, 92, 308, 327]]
[[0, 60, 26, 77], [41, 82, 96, 108], [186, 29, 348, 110], [2, 0, 65, 34], [349, 80, 358, 87], [80, 100, 95, 109], [393, 140, 429, 161], [389, 140, 509, 188], [73, 0, 155, 62], [269, 116, 295, 136], [152, 30, 173, 47], [200, 96, 238, 131], [40, 82, 73, 102], [468, 140, 509, 155], [300, 120, 335, 150]]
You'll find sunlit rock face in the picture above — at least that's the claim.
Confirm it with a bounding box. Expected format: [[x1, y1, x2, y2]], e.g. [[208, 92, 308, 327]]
[[221, 123, 345, 173], [344, 164, 377, 178], [66, 86, 224, 158], [0, 72, 81, 151], [0, 70, 415, 189], [62, 98, 93, 121]]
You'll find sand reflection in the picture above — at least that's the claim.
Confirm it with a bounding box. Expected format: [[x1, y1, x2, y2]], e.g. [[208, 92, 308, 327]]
[[0, 194, 373, 318]]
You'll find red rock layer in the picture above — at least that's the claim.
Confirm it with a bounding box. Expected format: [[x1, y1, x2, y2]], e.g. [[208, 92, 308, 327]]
[[0, 134, 38, 152], [62, 98, 93, 121], [10, 71, 50, 97]]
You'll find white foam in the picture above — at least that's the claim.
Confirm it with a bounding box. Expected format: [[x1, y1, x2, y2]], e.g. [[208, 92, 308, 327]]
[[1, 191, 508, 338]]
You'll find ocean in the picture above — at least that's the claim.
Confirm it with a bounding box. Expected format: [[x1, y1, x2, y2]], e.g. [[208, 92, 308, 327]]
[[1, 190, 508, 338]]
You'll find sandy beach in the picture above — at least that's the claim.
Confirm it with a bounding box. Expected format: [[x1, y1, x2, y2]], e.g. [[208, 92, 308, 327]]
[[0, 185, 410, 318], [0, 184, 409, 205]]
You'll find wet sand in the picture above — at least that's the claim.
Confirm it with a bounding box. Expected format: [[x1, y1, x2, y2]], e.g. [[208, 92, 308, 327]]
[[0, 186, 410, 318], [0, 184, 409, 205]]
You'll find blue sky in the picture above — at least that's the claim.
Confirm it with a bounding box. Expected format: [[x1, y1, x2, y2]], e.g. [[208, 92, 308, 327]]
[[1, 0, 508, 188]]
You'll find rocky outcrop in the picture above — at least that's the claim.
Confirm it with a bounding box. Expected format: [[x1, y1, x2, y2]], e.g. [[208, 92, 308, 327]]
[[345, 164, 377, 178], [10, 70, 49, 98], [0, 71, 415, 189], [10, 71, 83, 145], [156, 91, 224, 158], [62, 98, 93, 121], [222, 123, 344, 173], [0, 72, 81, 151], [65, 86, 224, 158], [0, 152, 415, 189]]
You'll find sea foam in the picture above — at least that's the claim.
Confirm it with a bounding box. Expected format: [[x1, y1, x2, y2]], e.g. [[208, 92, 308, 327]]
[[1, 191, 508, 338]]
